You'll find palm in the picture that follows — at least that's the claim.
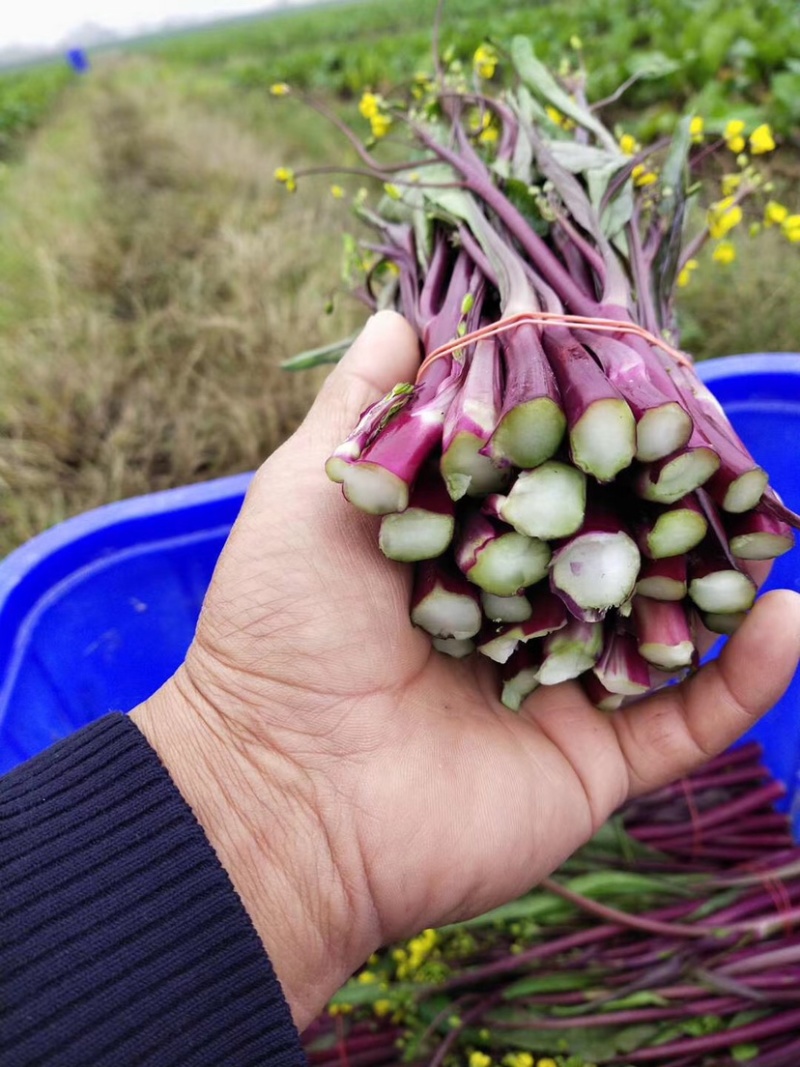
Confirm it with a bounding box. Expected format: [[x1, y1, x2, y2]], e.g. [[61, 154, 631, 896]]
[[171, 313, 799, 1028]]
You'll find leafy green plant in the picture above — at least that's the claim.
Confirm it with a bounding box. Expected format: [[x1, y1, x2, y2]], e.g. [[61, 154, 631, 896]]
[[0, 64, 73, 157]]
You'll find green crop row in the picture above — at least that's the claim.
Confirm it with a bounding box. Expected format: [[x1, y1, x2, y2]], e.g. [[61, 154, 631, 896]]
[[148, 0, 800, 138], [0, 64, 73, 158]]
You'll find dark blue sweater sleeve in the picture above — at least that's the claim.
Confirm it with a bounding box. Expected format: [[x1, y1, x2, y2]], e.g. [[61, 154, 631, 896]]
[[0, 713, 308, 1067]]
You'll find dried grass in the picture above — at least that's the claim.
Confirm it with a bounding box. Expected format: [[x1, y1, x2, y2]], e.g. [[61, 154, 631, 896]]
[[0, 60, 363, 553]]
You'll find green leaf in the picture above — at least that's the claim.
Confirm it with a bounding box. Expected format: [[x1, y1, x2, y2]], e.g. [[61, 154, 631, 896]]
[[440, 891, 571, 931], [549, 143, 625, 176], [503, 973, 596, 1000], [599, 179, 634, 242], [600, 991, 670, 1012], [281, 333, 358, 371], [732, 1045, 760, 1062], [510, 36, 617, 152], [627, 51, 682, 80], [498, 1022, 659, 1060]]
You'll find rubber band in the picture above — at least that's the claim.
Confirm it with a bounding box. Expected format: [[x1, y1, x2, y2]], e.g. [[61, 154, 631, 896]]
[[415, 310, 694, 382]]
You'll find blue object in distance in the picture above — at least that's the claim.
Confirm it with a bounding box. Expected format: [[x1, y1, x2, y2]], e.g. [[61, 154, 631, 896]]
[[66, 49, 90, 74]]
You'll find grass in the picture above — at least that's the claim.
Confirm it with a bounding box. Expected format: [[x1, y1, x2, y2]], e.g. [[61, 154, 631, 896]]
[[0, 0, 799, 556], [0, 58, 362, 552]]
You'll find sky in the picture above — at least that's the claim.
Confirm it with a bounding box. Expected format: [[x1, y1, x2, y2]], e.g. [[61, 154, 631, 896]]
[[1, 0, 295, 50]]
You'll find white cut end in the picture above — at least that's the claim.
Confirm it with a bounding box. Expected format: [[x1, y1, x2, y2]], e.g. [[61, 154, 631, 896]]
[[593, 690, 626, 711], [469, 533, 551, 596], [647, 511, 708, 559], [539, 623, 602, 685], [634, 576, 687, 601], [702, 611, 747, 636], [688, 572, 757, 614], [432, 637, 476, 659], [379, 510, 454, 562], [441, 433, 506, 501], [411, 589, 482, 640], [342, 462, 408, 515], [639, 640, 695, 670], [571, 399, 636, 483], [635, 404, 692, 463], [491, 398, 566, 470], [478, 632, 520, 664], [501, 671, 540, 711], [500, 462, 586, 541], [325, 455, 351, 484], [730, 531, 793, 561], [597, 674, 650, 697], [481, 592, 533, 624], [552, 532, 641, 612], [638, 449, 720, 505], [538, 648, 597, 686], [723, 469, 769, 513]]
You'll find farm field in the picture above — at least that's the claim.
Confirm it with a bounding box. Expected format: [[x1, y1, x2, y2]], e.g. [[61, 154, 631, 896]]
[[0, 0, 799, 555]]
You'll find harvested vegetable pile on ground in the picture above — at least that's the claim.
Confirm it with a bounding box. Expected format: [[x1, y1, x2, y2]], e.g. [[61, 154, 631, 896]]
[[302, 742, 800, 1066], [279, 35, 799, 709]]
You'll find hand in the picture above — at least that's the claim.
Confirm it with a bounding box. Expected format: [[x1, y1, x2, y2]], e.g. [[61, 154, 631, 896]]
[[132, 311, 800, 1030]]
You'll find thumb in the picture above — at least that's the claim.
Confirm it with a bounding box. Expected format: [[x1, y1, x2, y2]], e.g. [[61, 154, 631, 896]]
[[301, 310, 421, 455]]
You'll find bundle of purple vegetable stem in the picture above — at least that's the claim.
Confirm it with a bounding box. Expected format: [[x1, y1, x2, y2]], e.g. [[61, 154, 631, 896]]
[[319, 35, 799, 708], [304, 742, 800, 1066]]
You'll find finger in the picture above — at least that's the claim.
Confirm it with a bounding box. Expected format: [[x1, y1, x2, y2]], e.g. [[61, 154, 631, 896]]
[[300, 310, 421, 455], [612, 589, 800, 797]]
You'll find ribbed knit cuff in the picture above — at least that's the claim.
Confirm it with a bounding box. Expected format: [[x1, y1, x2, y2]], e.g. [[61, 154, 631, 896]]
[[0, 713, 307, 1067]]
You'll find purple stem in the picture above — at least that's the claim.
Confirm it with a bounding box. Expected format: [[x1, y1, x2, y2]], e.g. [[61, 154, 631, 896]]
[[539, 877, 708, 940], [491, 994, 744, 1031], [618, 1006, 800, 1062], [633, 782, 786, 840]]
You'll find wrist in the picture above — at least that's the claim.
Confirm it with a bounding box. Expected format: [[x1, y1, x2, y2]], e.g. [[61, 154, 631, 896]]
[[130, 660, 380, 1029]]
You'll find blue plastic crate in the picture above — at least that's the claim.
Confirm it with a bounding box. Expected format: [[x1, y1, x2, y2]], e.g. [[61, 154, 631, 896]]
[[1, 355, 798, 811]]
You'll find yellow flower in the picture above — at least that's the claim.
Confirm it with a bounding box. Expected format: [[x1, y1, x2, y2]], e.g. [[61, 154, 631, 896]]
[[721, 173, 741, 197], [569, 34, 583, 50], [473, 111, 499, 144], [537, 1061, 558, 1067], [370, 113, 392, 139], [749, 123, 775, 155], [708, 196, 743, 239], [712, 240, 737, 265], [468, 1053, 492, 1067], [619, 132, 640, 156], [273, 166, 296, 192], [269, 82, 290, 96], [764, 200, 789, 227], [373, 999, 392, 1017], [330, 184, 345, 199], [677, 258, 699, 288], [502, 1054, 534, 1067], [544, 105, 575, 131], [383, 182, 401, 199], [358, 91, 381, 119], [357, 970, 377, 984], [689, 115, 704, 143], [632, 163, 657, 187], [724, 119, 746, 154], [328, 1002, 354, 1016], [782, 214, 800, 243], [473, 43, 498, 80]]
